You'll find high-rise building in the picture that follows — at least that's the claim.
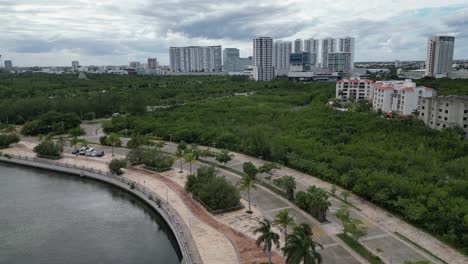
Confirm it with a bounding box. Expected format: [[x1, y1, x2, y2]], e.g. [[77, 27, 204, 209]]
[[223, 48, 240, 72], [273, 41, 292, 75], [321, 38, 336, 68], [129, 61, 141, 68], [327, 52, 353, 73], [338, 37, 355, 70], [147, 58, 158, 69], [425, 36, 455, 78], [294, 39, 303, 53], [253, 37, 274, 81], [4, 60, 13, 70], [304, 38, 319, 67], [72, 61, 79, 71], [169, 46, 222, 72]]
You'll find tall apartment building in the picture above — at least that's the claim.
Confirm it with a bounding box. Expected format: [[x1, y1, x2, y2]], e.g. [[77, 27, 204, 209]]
[[372, 79, 435, 116], [336, 78, 374, 102], [321, 38, 336, 68], [4, 60, 13, 70], [253, 37, 274, 81], [425, 36, 455, 78], [294, 39, 303, 53], [223, 48, 240, 72], [169, 46, 222, 72], [304, 38, 319, 67], [273, 41, 292, 75], [147, 58, 158, 69], [418, 96, 468, 137], [327, 53, 353, 73], [129, 61, 141, 68], [338, 37, 355, 70], [72, 61, 79, 71]]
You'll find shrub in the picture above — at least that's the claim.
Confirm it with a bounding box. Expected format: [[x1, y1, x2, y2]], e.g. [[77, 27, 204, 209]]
[[185, 166, 241, 212], [0, 134, 20, 148], [33, 140, 63, 158], [109, 159, 127, 175], [141, 148, 175, 169]]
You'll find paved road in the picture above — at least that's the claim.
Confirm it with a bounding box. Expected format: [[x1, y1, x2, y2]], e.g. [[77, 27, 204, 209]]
[[24, 123, 464, 264]]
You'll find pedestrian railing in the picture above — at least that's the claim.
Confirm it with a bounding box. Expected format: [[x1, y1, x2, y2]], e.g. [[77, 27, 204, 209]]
[[0, 153, 202, 264]]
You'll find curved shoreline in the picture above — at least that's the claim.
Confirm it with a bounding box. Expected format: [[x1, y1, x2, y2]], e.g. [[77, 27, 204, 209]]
[[0, 155, 201, 264]]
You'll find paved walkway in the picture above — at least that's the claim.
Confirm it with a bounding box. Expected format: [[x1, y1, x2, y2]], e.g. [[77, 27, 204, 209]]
[[3, 143, 284, 264]]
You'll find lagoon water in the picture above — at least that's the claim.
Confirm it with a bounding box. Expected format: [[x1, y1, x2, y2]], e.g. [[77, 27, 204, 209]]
[[0, 163, 181, 264]]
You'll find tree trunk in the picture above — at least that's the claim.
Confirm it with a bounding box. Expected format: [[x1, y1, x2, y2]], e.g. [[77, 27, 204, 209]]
[[248, 186, 251, 212], [268, 250, 272, 264], [179, 158, 183, 172], [112, 145, 115, 157], [189, 161, 192, 174]]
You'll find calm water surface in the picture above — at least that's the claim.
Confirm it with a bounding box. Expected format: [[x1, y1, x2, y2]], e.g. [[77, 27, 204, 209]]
[[0, 163, 181, 264]]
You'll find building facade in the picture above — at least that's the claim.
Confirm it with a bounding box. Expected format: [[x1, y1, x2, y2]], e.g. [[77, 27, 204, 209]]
[[425, 36, 455, 78], [327, 52, 353, 73], [253, 37, 274, 81], [72, 61, 79, 71], [372, 80, 435, 116], [289, 52, 311, 72], [273, 41, 292, 75], [147, 58, 158, 69], [223, 48, 240, 72], [338, 37, 355, 70], [336, 78, 374, 102], [4, 60, 13, 70], [294, 39, 303, 53], [418, 96, 468, 137], [304, 38, 319, 68], [169, 46, 222, 72]]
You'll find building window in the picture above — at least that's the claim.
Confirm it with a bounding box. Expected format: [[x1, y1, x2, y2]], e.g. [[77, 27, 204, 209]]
[[445, 110, 448, 114], [464, 125, 467, 128], [464, 117, 467, 121], [464, 110, 467, 113], [444, 117, 447, 120], [439, 109, 442, 112], [446, 103, 449, 107], [443, 124, 446, 128]]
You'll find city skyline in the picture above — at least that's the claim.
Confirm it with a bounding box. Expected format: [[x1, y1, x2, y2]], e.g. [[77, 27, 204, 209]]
[[1, 0, 468, 66]]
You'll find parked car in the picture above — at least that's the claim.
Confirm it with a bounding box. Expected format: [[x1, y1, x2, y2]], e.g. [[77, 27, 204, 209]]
[[90, 151, 97, 157], [71, 149, 79, 154], [79, 147, 86, 155], [96, 150, 105, 157]]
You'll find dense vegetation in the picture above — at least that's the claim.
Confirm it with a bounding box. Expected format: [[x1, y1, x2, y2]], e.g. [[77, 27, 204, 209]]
[[0, 73, 267, 124], [185, 166, 241, 212], [21, 111, 81, 136], [103, 81, 468, 253], [2, 73, 468, 254]]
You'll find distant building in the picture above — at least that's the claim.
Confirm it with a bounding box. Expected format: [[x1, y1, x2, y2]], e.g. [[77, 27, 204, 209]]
[[294, 39, 303, 53], [398, 69, 426, 79], [419, 96, 468, 137], [72, 61, 79, 71], [147, 58, 158, 69], [273, 41, 292, 76], [321, 38, 336, 68], [372, 79, 435, 116], [336, 78, 374, 102], [253, 37, 274, 81], [223, 48, 240, 72], [425, 36, 455, 78], [304, 38, 319, 67], [169, 46, 222, 72], [327, 52, 353, 73], [129, 61, 141, 68], [4, 60, 13, 70], [290, 52, 311, 72], [288, 71, 340, 82], [338, 37, 355, 71]]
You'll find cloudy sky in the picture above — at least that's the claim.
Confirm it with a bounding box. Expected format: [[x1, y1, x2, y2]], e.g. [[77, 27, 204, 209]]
[[1, 0, 468, 66]]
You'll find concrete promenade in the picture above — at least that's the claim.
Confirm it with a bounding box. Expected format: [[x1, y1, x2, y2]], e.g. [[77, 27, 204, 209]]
[[1, 144, 284, 264]]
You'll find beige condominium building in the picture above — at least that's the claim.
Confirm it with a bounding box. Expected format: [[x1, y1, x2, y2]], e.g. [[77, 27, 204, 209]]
[[372, 79, 435, 116], [419, 96, 468, 137], [336, 78, 374, 102]]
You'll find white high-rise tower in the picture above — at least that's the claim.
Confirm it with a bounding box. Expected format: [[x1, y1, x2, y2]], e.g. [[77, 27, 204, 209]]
[[253, 37, 274, 81], [425, 36, 455, 78], [304, 38, 320, 68], [294, 39, 303, 53], [273, 40, 292, 76]]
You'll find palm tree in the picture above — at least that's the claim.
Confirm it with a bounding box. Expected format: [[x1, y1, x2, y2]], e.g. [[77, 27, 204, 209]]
[[273, 209, 295, 240], [184, 151, 196, 174], [283, 223, 323, 264], [253, 218, 280, 264], [281, 175, 296, 201], [175, 149, 184, 173], [238, 174, 257, 214], [106, 133, 121, 157]]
